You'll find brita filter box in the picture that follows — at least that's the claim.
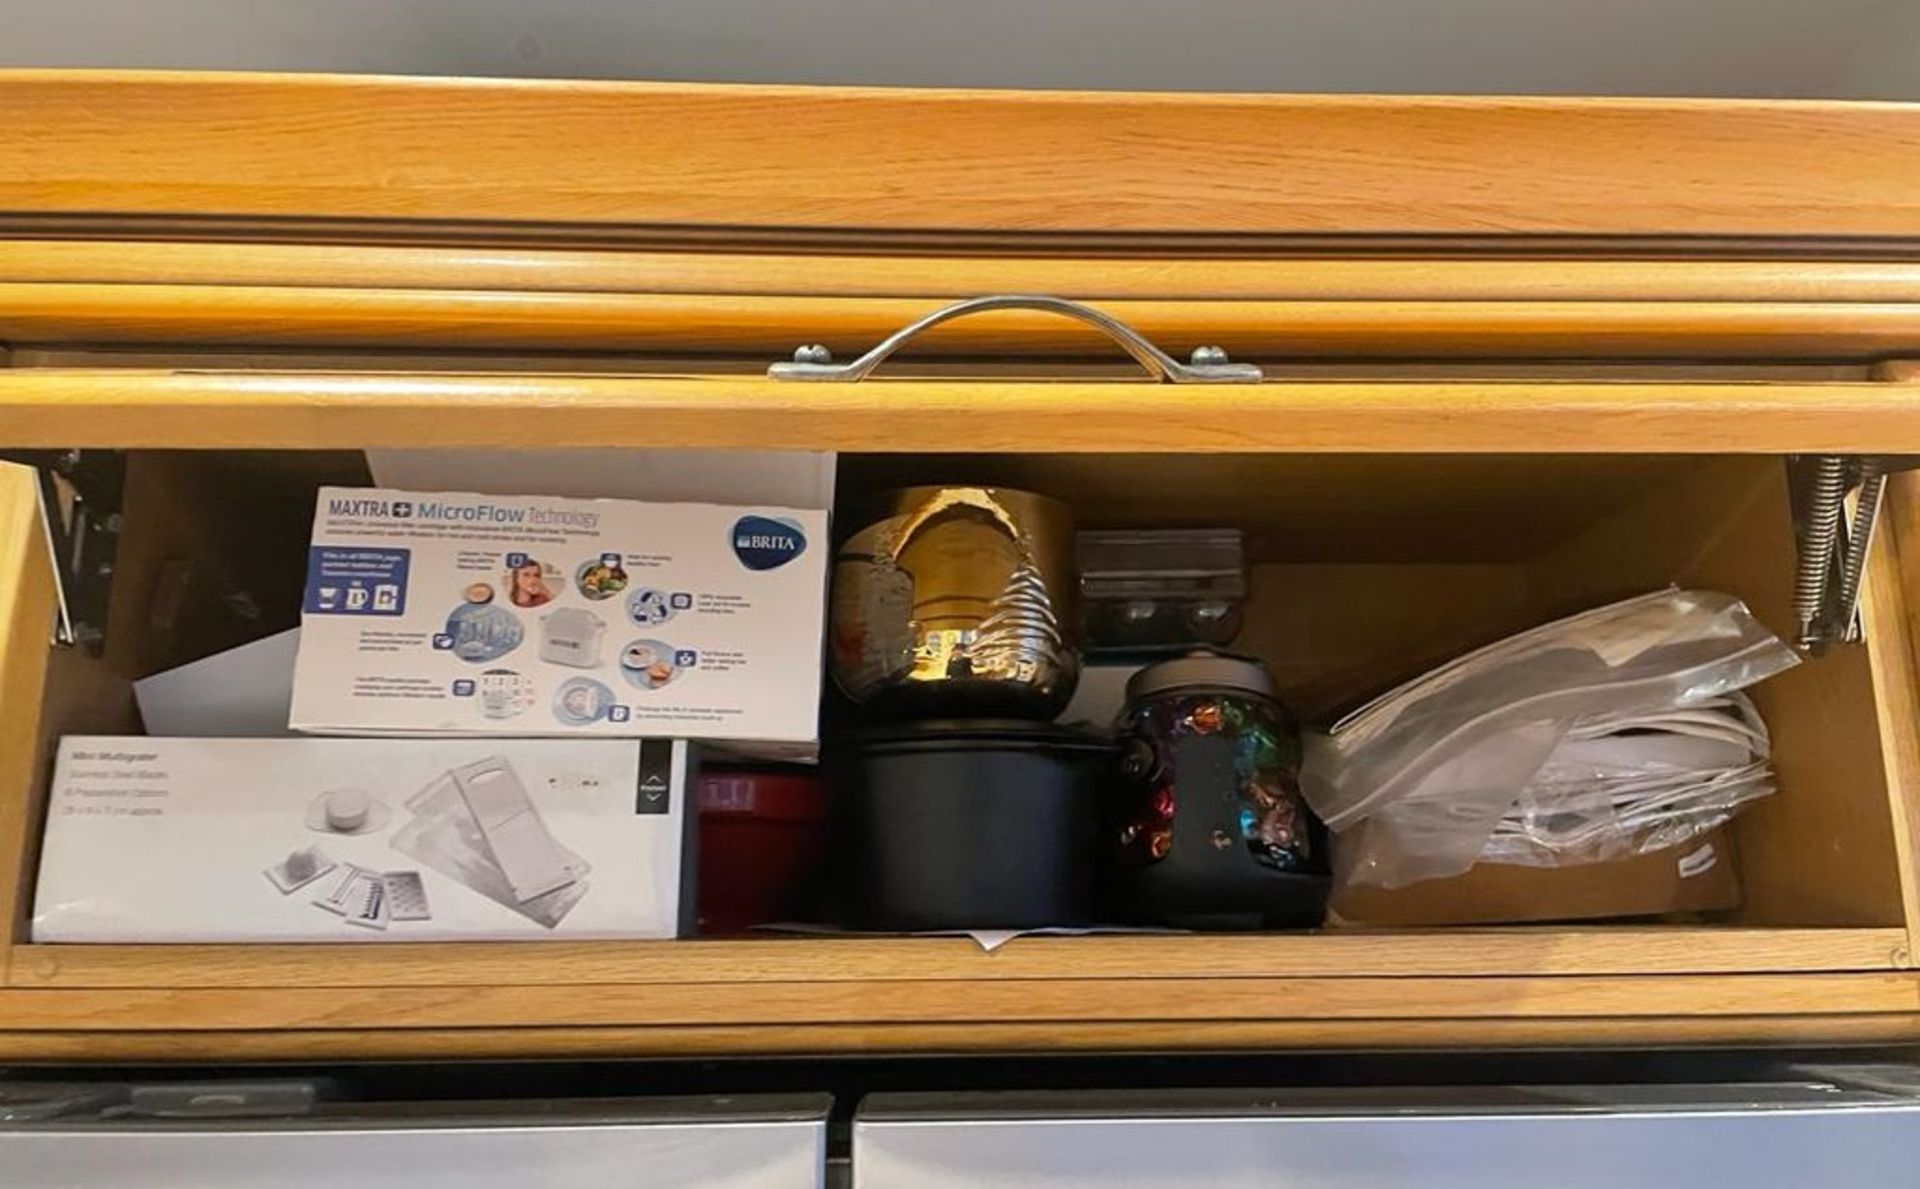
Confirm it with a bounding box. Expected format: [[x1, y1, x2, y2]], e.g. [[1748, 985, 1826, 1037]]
[[288, 488, 827, 742], [32, 737, 690, 942]]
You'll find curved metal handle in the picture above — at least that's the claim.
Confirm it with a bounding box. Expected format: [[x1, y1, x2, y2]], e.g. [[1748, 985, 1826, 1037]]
[[767, 294, 1262, 383]]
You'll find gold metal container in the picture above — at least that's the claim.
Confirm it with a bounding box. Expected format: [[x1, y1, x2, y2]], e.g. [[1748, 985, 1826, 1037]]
[[830, 486, 1079, 719]]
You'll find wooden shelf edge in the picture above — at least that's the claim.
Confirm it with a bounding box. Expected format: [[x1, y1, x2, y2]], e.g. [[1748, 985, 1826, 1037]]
[[7, 1013, 1920, 1063], [1862, 497, 1920, 967], [12, 245, 1920, 302], [10, 928, 1910, 990], [0, 464, 56, 988], [6, 371, 1920, 452], [3, 972, 1917, 1034], [8, 286, 1920, 358]]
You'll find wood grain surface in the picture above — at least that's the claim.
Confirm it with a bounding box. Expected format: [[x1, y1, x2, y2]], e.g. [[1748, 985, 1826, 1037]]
[[1873, 469, 1920, 963], [6, 370, 1920, 452], [11, 285, 1920, 357], [10, 928, 1906, 990], [0, 464, 54, 986], [3, 973, 1916, 1033], [11, 1014, 1920, 1063], [11, 243, 1920, 301], [5, 72, 1920, 237]]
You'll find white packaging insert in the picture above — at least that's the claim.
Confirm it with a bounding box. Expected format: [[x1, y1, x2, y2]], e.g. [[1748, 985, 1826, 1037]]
[[32, 737, 691, 943], [289, 487, 828, 743]]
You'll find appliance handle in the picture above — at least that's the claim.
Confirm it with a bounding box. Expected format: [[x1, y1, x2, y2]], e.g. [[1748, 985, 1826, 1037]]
[[767, 294, 1263, 383]]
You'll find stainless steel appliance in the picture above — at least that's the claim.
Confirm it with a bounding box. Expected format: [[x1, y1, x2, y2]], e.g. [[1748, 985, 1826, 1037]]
[[855, 1079, 1920, 1188], [0, 1090, 829, 1188]]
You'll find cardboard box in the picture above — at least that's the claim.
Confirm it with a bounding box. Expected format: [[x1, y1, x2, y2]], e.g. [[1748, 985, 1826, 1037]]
[[1330, 829, 1741, 927], [32, 737, 691, 942], [289, 487, 827, 742]]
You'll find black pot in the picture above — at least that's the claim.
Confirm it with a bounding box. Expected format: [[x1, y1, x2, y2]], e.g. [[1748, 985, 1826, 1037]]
[[831, 720, 1114, 931]]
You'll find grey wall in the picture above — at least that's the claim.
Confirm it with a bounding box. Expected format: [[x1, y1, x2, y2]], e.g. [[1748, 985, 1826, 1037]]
[[3, 0, 1919, 98]]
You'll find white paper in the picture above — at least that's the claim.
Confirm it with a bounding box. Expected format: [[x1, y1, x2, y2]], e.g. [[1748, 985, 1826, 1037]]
[[761, 923, 1184, 952], [961, 926, 1185, 952], [1677, 842, 1720, 879], [134, 629, 300, 738]]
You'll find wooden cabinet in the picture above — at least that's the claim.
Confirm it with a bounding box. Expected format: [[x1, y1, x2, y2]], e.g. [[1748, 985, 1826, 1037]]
[[2, 72, 1920, 1061]]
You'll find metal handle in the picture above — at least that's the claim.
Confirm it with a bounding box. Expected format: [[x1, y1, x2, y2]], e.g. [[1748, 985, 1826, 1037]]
[[767, 294, 1263, 383]]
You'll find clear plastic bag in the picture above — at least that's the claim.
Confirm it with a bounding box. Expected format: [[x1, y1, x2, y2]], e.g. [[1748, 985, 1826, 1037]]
[[1480, 694, 1775, 866], [1299, 589, 1799, 889]]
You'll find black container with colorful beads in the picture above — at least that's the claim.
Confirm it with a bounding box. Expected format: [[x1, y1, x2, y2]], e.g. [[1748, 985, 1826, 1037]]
[[1111, 649, 1330, 929]]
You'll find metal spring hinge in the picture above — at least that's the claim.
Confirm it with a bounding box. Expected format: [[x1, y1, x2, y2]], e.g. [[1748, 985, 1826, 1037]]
[[0, 449, 125, 653], [1789, 454, 1920, 654]]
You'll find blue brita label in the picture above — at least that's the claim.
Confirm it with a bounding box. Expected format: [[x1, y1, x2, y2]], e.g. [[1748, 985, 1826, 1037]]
[[731, 516, 807, 571]]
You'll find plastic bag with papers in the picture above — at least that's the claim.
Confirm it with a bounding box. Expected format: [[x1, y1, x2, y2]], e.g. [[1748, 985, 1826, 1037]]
[[1299, 589, 1799, 889]]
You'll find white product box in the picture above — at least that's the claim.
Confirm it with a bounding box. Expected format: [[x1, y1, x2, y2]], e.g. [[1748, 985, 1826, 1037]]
[[32, 737, 690, 943], [288, 487, 827, 742]]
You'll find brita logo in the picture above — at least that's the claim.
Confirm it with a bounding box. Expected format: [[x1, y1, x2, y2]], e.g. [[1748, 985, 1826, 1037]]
[[731, 516, 807, 571]]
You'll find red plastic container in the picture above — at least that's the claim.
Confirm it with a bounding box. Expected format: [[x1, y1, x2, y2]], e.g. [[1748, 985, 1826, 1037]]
[[696, 768, 829, 935]]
